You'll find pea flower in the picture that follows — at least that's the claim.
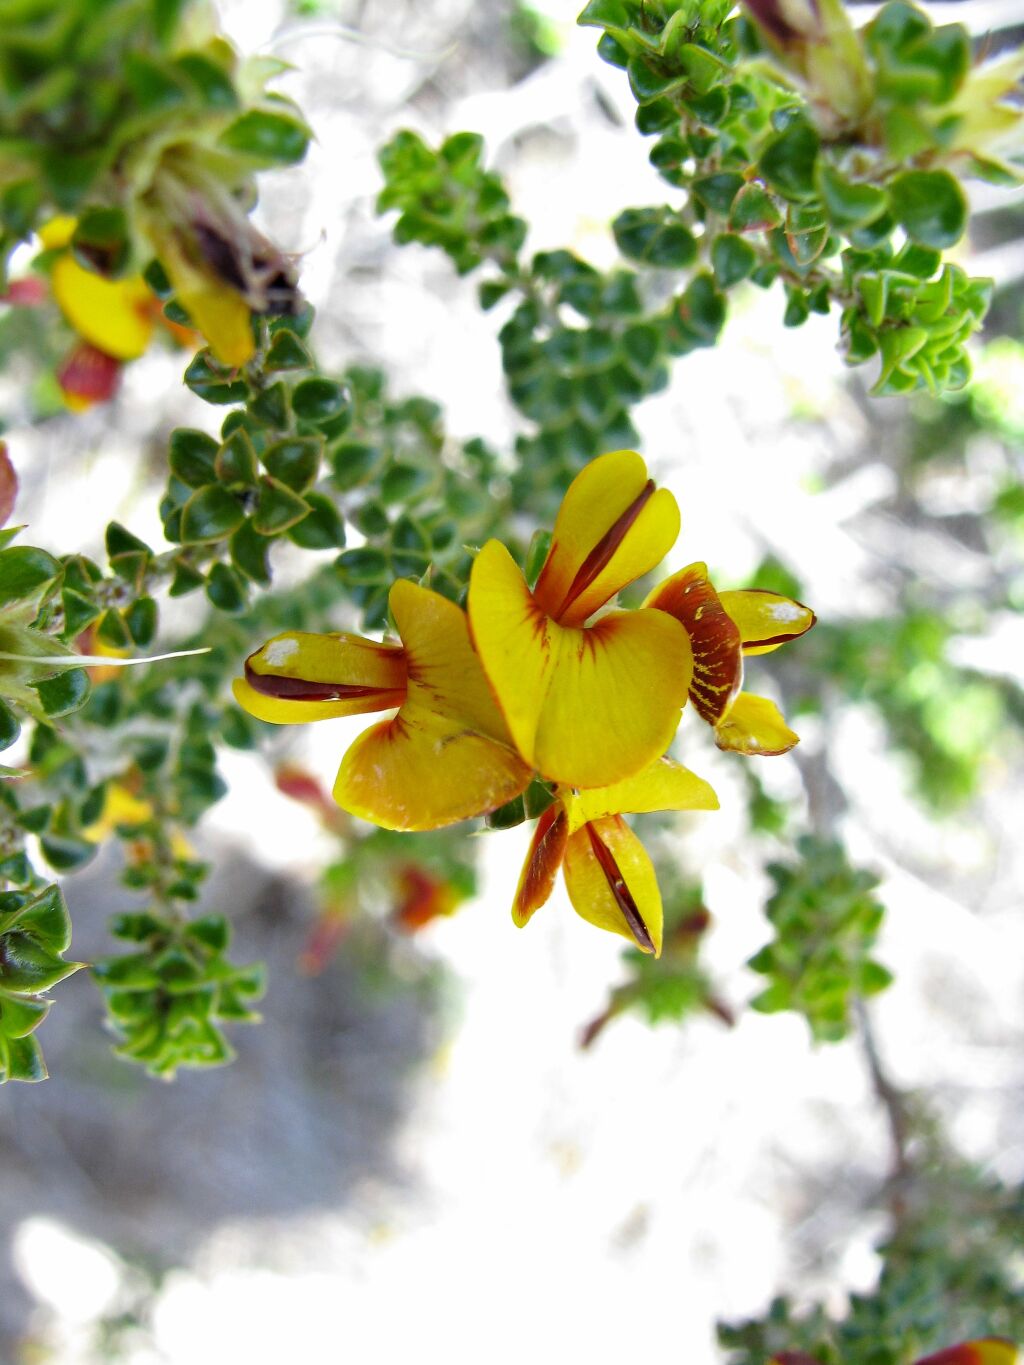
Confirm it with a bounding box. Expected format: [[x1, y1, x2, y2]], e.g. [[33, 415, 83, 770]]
[[771, 1338, 1016, 1365], [233, 578, 532, 831], [27, 218, 195, 409], [468, 449, 693, 790], [645, 563, 815, 756], [512, 757, 719, 957]]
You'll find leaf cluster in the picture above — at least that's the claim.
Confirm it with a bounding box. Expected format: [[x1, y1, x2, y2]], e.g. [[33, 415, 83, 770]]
[[747, 835, 892, 1042]]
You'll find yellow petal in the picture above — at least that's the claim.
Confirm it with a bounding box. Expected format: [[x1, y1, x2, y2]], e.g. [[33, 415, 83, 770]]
[[714, 691, 799, 756], [469, 539, 692, 788], [51, 255, 155, 361], [152, 229, 254, 368], [719, 588, 816, 655], [512, 802, 569, 927], [237, 630, 407, 723], [564, 755, 719, 834], [38, 216, 77, 250], [645, 562, 743, 724], [334, 581, 532, 830], [334, 709, 530, 831], [389, 577, 514, 746], [563, 815, 663, 955], [532, 449, 681, 626]]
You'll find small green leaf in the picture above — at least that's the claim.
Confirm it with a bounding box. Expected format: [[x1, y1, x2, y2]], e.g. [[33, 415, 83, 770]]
[[219, 110, 309, 166], [288, 493, 345, 549], [205, 563, 247, 614], [692, 172, 744, 215], [0, 546, 61, 609], [169, 429, 219, 488], [729, 183, 783, 233], [0, 697, 21, 751], [229, 519, 272, 585], [263, 436, 322, 492], [291, 378, 350, 426], [759, 121, 820, 202], [711, 233, 756, 288], [888, 169, 966, 249], [613, 207, 697, 268], [215, 430, 258, 485], [180, 487, 245, 544], [252, 479, 310, 535], [124, 597, 158, 647], [34, 668, 90, 719], [264, 330, 313, 372]]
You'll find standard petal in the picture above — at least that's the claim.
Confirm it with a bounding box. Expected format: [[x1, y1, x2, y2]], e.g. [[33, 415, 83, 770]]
[[334, 708, 530, 831], [714, 691, 799, 756], [512, 802, 569, 927], [468, 538, 559, 767], [915, 1342, 1017, 1365], [51, 256, 155, 361], [470, 539, 691, 787], [240, 630, 407, 721], [646, 562, 743, 724], [564, 755, 719, 834], [719, 588, 817, 655], [532, 449, 680, 626], [390, 577, 514, 744], [563, 815, 663, 955]]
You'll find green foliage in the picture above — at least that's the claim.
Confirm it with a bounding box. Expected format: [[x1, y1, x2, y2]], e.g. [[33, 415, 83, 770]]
[[0, 0, 310, 306], [94, 908, 263, 1079], [572, 0, 1014, 397], [807, 613, 1015, 813], [0, 873, 82, 1082], [748, 836, 891, 1042], [579, 861, 732, 1047], [719, 1148, 1024, 1362]]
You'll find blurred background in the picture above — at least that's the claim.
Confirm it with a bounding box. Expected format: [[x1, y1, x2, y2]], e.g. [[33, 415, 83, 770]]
[[0, 0, 1022, 1361]]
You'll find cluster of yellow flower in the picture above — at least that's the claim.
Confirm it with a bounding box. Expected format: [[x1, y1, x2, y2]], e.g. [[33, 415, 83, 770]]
[[233, 450, 816, 956]]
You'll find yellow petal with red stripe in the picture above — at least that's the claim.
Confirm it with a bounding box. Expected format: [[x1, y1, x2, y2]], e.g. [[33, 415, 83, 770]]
[[563, 815, 663, 955], [513, 802, 569, 926], [235, 630, 407, 724], [645, 563, 743, 724], [719, 588, 817, 656], [714, 691, 799, 756], [532, 449, 681, 627], [51, 255, 155, 361], [469, 539, 692, 788], [334, 580, 532, 830], [915, 1341, 1018, 1365], [564, 756, 718, 834]]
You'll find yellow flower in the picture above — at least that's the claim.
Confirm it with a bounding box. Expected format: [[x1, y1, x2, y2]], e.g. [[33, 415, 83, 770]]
[[42, 217, 156, 363], [468, 449, 693, 789], [645, 564, 816, 756], [233, 579, 532, 831], [512, 757, 719, 956]]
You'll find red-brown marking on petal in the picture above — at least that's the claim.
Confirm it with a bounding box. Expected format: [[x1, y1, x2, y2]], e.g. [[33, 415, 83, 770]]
[[770, 1354, 827, 1365], [547, 480, 655, 623], [586, 821, 655, 954], [57, 342, 121, 406], [515, 802, 569, 923], [0, 441, 16, 528], [244, 659, 405, 706], [649, 567, 742, 723], [915, 1342, 1015, 1365]]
